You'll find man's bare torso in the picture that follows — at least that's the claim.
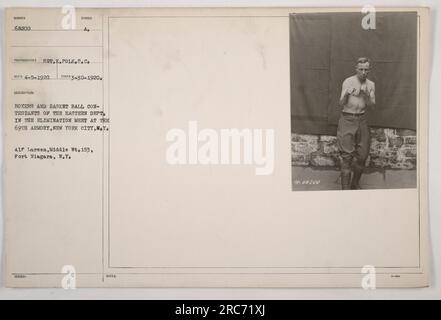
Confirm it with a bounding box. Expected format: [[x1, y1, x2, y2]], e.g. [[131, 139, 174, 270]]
[[341, 75, 375, 114]]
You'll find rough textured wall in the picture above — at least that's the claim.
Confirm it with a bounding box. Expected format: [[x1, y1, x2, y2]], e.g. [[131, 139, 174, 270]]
[[291, 128, 417, 169]]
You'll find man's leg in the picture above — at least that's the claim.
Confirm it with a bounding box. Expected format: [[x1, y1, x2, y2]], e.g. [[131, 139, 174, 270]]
[[351, 161, 364, 190], [337, 114, 357, 190], [351, 117, 370, 190], [340, 154, 353, 190]]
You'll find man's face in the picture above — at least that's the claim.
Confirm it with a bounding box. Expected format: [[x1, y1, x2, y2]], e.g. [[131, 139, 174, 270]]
[[356, 62, 370, 81]]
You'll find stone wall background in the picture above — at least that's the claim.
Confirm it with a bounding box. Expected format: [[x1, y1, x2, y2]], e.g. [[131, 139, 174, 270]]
[[291, 128, 417, 169]]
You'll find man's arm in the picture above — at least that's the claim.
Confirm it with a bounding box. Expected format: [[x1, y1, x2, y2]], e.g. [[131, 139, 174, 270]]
[[339, 79, 350, 107], [369, 82, 376, 106]]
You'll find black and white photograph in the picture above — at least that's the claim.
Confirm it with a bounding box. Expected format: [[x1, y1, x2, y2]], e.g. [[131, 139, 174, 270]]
[[290, 11, 418, 191]]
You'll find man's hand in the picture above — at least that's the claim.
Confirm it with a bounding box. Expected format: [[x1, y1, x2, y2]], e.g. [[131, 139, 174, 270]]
[[345, 87, 357, 97], [359, 87, 369, 98], [360, 85, 375, 107]]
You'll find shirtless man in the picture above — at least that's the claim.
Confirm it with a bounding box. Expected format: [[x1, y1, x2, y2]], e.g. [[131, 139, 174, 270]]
[[337, 57, 376, 190]]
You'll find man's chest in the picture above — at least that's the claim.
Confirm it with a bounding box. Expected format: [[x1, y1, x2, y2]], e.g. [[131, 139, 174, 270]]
[[346, 78, 373, 95]]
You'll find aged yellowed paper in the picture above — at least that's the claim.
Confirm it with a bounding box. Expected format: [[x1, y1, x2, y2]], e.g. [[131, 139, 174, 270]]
[[3, 7, 430, 287]]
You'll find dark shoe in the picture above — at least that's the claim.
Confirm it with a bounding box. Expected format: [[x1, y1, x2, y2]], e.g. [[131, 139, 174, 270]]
[[350, 183, 361, 190], [341, 171, 352, 190], [351, 168, 363, 190]]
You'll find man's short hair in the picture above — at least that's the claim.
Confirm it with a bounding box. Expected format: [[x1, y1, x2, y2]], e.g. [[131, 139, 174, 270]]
[[356, 57, 371, 66]]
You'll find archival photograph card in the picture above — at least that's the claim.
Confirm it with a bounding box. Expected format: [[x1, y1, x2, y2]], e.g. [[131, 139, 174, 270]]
[[3, 7, 430, 287]]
